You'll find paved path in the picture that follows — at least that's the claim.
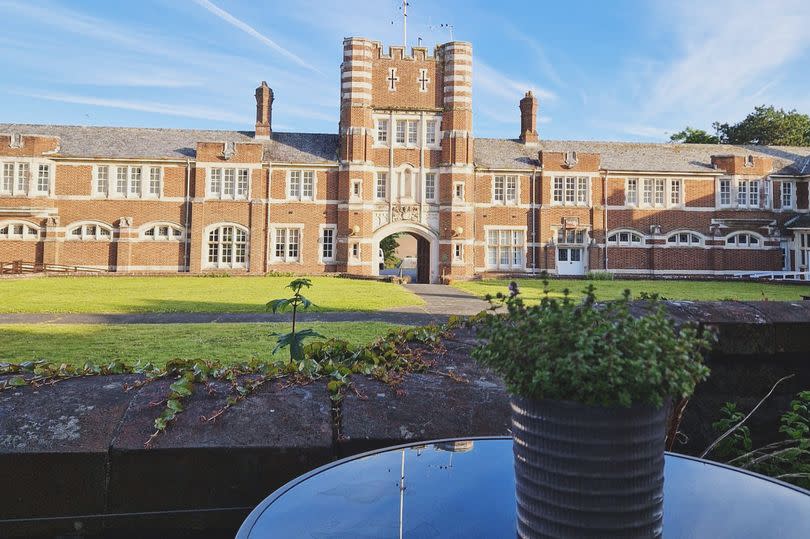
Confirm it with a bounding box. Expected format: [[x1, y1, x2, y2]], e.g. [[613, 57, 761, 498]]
[[0, 284, 489, 326]]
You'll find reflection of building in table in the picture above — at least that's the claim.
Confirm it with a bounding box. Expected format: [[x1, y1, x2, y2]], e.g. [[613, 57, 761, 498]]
[[3, 38, 810, 282]]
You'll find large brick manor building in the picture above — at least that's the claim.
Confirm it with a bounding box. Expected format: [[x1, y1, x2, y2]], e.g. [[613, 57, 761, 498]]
[[2, 37, 809, 282]]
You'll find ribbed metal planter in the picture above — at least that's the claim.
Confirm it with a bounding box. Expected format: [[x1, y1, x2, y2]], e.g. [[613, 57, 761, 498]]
[[511, 396, 667, 538]]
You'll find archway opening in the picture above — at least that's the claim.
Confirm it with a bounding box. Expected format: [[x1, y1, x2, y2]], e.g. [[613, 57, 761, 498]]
[[378, 232, 431, 283]]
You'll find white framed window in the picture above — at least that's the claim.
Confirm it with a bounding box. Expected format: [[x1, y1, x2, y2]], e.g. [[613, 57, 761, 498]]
[[799, 232, 810, 269], [642, 179, 653, 205], [206, 224, 248, 268], [395, 121, 406, 144], [320, 225, 336, 263], [68, 222, 113, 241], [95, 166, 109, 195], [376, 119, 389, 144], [1, 161, 51, 196], [607, 230, 644, 246], [129, 166, 142, 196], [351, 179, 362, 199], [725, 232, 763, 248], [737, 180, 762, 208], [670, 179, 682, 206], [557, 229, 587, 245], [454, 182, 465, 201], [0, 221, 40, 240], [407, 120, 418, 145], [272, 227, 302, 263], [553, 176, 589, 206], [375, 172, 387, 200], [719, 179, 732, 207], [115, 166, 127, 195], [141, 223, 183, 241], [486, 228, 525, 270], [626, 178, 638, 206], [148, 167, 162, 196], [453, 242, 464, 261], [425, 172, 436, 201], [208, 167, 249, 199], [494, 175, 518, 204], [104, 165, 161, 198], [781, 181, 794, 209], [425, 120, 438, 145], [666, 231, 702, 247]]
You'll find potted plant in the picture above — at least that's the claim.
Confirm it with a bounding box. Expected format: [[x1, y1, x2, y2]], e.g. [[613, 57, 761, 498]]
[[473, 284, 712, 538]]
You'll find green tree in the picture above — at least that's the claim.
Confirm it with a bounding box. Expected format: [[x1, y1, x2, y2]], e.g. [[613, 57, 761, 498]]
[[669, 126, 719, 144], [717, 105, 810, 146], [380, 233, 401, 268]]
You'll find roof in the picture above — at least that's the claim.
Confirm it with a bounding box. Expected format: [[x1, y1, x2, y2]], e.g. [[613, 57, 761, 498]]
[[474, 138, 810, 175], [0, 124, 338, 163], [786, 214, 810, 229]]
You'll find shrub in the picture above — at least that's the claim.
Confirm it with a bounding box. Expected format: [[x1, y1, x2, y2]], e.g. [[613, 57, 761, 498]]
[[473, 283, 713, 408], [586, 270, 615, 281]]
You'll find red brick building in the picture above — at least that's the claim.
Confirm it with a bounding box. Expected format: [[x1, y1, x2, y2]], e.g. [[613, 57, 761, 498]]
[[2, 38, 809, 282]]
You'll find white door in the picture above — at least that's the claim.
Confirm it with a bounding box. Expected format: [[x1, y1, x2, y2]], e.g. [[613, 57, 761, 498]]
[[557, 246, 586, 275]]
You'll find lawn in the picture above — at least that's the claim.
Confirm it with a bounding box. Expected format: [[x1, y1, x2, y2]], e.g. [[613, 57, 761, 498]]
[[453, 278, 810, 303], [0, 322, 404, 367], [0, 276, 422, 314]]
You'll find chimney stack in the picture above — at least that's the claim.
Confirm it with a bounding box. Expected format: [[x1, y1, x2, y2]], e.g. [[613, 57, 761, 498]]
[[519, 91, 539, 144], [255, 81, 274, 139]]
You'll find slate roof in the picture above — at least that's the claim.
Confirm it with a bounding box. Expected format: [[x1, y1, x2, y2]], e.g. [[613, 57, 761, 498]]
[[474, 138, 810, 175], [3, 123, 810, 175], [786, 214, 810, 229], [0, 124, 338, 163]]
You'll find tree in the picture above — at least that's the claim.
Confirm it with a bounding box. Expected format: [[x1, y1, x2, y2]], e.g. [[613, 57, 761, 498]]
[[669, 126, 719, 144], [380, 233, 401, 268], [717, 105, 810, 146]]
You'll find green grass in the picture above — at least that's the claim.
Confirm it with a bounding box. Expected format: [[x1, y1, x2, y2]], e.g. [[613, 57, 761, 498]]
[[0, 322, 404, 367], [0, 276, 422, 314], [453, 278, 810, 303]]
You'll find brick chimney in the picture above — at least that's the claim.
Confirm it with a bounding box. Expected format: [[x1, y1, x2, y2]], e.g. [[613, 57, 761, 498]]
[[519, 91, 539, 144], [255, 81, 274, 139]]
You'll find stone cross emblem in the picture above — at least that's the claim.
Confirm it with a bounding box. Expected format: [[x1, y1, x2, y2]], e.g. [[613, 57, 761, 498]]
[[388, 68, 399, 91], [418, 69, 430, 92]]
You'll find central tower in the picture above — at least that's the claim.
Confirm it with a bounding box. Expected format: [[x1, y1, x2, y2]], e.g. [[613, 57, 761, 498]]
[[336, 37, 474, 282]]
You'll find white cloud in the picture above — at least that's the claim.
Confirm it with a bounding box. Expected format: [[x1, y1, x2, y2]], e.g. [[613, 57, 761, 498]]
[[191, 0, 320, 73], [23, 91, 251, 124], [476, 60, 556, 103]]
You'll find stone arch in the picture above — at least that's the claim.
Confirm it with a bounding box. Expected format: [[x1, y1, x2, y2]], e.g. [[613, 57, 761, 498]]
[[372, 221, 439, 283]]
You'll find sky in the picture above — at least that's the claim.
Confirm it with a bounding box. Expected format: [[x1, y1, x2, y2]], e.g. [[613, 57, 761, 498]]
[[1, 0, 810, 142]]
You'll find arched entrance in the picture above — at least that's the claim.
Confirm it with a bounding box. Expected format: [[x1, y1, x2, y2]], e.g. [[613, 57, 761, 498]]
[[372, 222, 439, 284]]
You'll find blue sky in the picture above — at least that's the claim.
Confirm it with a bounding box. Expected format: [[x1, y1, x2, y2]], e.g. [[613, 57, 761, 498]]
[[1, 0, 810, 141]]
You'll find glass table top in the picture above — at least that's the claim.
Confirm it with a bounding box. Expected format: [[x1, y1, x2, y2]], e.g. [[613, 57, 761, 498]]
[[238, 437, 810, 538]]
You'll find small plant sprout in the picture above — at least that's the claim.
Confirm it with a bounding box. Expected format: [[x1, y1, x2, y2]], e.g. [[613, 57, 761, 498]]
[[267, 278, 323, 364]]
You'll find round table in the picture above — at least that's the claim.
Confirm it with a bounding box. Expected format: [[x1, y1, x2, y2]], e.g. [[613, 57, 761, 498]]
[[237, 437, 810, 538]]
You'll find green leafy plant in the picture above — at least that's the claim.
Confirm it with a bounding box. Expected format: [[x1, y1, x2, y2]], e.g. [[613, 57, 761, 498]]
[[267, 278, 323, 363], [472, 281, 713, 407], [710, 391, 810, 489]]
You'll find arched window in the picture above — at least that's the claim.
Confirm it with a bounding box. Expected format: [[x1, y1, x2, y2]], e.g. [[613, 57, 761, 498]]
[[141, 223, 184, 241], [666, 231, 703, 247], [67, 222, 112, 241], [0, 221, 40, 240], [725, 232, 763, 248], [607, 230, 644, 246], [206, 224, 248, 268]]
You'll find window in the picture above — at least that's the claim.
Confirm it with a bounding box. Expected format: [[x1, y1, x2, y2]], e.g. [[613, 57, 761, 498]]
[[454, 182, 465, 201], [0, 161, 50, 196], [321, 227, 335, 262], [408, 120, 418, 145], [453, 243, 464, 261], [670, 179, 682, 206], [129, 167, 142, 196], [0, 221, 39, 240], [737, 180, 761, 208], [273, 227, 301, 263], [375, 172, 387, 200], [726, 232, 762, 248], [642, 179, 653, 205], [208, 168, 249, 199], [626, 179, 637, 205], [207, 225, 248, 267], [376, 119, 389, 144], [103, 165, 160, 198], [654, 179, 665, 206], [351, 243, 360, 258], [395, 121, 406, 144], [95, 166, 109, 195], [800, 233, 810, 269], [494, 175, 517, 204], [425, 120, 438, 145], [142, 223, 183, 240], [781, 182, 793, 209], [719, 179, 731, 206], [148, 167, 162, 196], [557, 229, 586, 244], [425, 173, 436, 201], [607, 231, 644, 246], [351, 180, 362, 198], [115, 166, 127, 195], [486, 229, 525, 270], [68, 223, 112, 241], [666, 231, 702, 246], [553, 176, 588, 205]]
